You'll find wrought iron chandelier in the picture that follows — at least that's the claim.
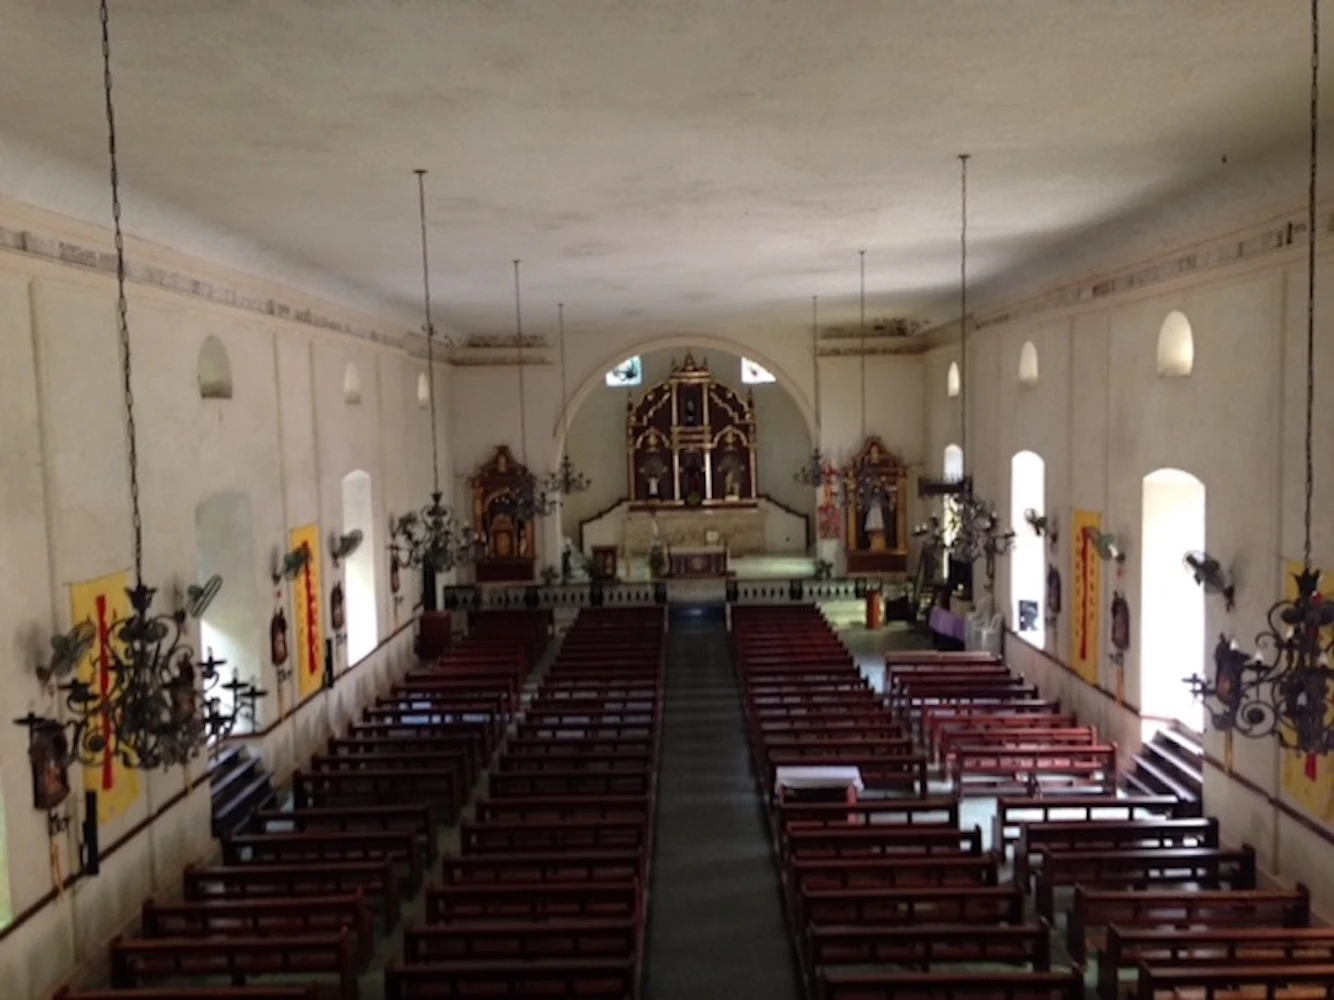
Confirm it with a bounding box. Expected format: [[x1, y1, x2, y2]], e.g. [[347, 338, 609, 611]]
[[390, 170, 475, 574], [794, 295, 835, 488], [14, 0, 262, 772], [842, 251, 899, 504], [542, 303, 592, 497], [1187, 0, 1334, 755], [507, 260, 557, 521]]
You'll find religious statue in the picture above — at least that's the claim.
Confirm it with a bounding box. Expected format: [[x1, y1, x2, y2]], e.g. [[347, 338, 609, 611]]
[[864, 493, 887, 551], [719, 449, 744, 501], [641, 453, 667, 499]]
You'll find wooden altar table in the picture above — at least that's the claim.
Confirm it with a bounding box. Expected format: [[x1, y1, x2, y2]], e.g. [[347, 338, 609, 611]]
[[668, 546, 728, 578]]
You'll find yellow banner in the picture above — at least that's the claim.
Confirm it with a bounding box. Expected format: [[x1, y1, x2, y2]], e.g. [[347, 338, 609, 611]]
[[1069, 510, 1102, 685], [1279, 561, 1334, 822], [290, 524, 325, 701], [69, 570, 141, 826]]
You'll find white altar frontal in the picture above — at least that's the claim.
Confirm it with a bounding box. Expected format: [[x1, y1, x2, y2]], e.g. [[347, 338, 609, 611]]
[[623, 506, 765, 557]]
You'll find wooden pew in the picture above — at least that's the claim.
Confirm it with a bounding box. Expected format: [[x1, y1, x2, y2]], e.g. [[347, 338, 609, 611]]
[[487, 768, 650, 797], [816, 970, 1085, 1000], [326, 735, 479, 783], [109, 931, 358, 1000], [460, 817, 647, 853], [424, 880, 641, 923], [952, 743, 1119, 795], [779, 796, 960, 831], [292, 767, 462, 823], [250, 803, 438, 864], [442, 850, 642, 884], [799, 884, 1024, 927], [789, 851, 1000, 889], [403, 918, 638, 962], [808, 921, 1051, 970], [1034, 843, 1257, 920], [384, 956, 635, 999], [1016, 817, 1219, 885], [222, 829, 423, 890], [1099, 925, 1334, 1000], [1131, 963, 1334, 1000], [993, 794, 1197, 850], [182, 860, 401, 931], [140, 893, 374, 966], [56, 990, 318, 1000], [473, 794, 650, 824], [494, 750, 652, 773], [1066, 885, 1310, 964], [784, 824, 983, 860]]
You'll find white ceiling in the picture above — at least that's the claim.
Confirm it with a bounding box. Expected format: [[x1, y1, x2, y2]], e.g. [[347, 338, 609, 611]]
[[0, 0, 1319, 336]]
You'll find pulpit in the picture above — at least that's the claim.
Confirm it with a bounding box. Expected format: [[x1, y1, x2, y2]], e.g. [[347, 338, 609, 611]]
[[471, 445, 536, 583]]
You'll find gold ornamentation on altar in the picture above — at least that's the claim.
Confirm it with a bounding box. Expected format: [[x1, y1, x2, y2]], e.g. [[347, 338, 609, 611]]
[[626, 353, 758, 508], [471, 445, 536, 582]]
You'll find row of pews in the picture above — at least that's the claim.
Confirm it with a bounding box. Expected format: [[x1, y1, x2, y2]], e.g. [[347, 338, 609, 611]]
[[739, 603, 1334, 1000], [383, 605, 665, 1000], [57, 610, 546, 1000]]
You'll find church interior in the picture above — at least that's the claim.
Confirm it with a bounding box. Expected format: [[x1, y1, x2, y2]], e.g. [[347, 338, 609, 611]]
[[3, 1, 1334, 998]]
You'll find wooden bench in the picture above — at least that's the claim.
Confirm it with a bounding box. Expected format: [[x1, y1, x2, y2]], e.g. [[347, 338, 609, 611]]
[[250, 803, 438, 863], [141, 893, 374, 966], [403, 918, 638, 962], [784, 824, 983, 860], [790, 852, 999, 889], [816, 970, 1084, 1000], [1131, 962, 1334, 1000], [780, 796, 960, 831], [424, 880, 641, 923], [326, 735, 479, 783], [767, 752, 927, 795], [223, 829, 423, 890], [1099, 925, 1334, 1000], [473, 794, 650, 823], [1066, 885, 1310, 963], [487, 768, 651, 797], [504, 736, 652, 757], [182, 860, 400, 930], [293, 767, 462, 823], [799, 884, 1024, 927], [808, 921, 1050, 971], [461, 818, 647, 853], [443, 850, 642, 883], [384, 956, 635, 999], [494, 750, 652, 773], [1016, 816, 1218, 883], [952, 744, 1119, 795], [109, 931, 358, 1000], [56, 990, 318, 1000], [993, 794, 1196, 850], [1035, 843, 1257, 919]]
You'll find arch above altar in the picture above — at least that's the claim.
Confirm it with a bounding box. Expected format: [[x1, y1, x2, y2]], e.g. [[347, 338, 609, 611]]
[[626, 352, 758, 509]]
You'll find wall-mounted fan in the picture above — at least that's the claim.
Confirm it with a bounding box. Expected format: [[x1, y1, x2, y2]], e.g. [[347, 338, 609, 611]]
[[38, 621, 97, 684], [329, 530, 364, 567], [184, 575, 223, 618], [271, 544, 311, 583], [1183, 550, 1236, 611], [1081, 525, 1125, 563]]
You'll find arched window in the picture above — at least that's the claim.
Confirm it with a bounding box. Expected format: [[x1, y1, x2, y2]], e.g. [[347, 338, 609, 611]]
[[1018, 341, 1039, 386], [1141, 468, 1205, 732], [741, 357, 776, 384], [197, 335, 233, 399], [942, 444, 964, 562], [341, 470, 378, 663], [343, 362, 363, 404], [416, 371, 430, 409], [946, 361, 960, 398], [1010, 450, 1046, 647], [605, 356, 642, 387], [1157, 310, 1194, 377], [196, 490, 263, 732]]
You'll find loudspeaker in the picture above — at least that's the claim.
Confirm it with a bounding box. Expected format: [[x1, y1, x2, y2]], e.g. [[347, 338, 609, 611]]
[[81, 790, 100, 876]]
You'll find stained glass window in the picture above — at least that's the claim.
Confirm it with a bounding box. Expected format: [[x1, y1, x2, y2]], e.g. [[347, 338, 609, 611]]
[[605, 356, 642, 387], [740, 358, 776, 384]]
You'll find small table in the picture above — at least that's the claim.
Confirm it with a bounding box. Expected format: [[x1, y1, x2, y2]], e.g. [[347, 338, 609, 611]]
[[774, 765, 864, 805]]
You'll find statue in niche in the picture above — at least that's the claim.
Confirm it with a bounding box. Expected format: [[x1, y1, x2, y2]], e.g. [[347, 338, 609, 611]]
[[864, 490, 887, 551], [680, 451, 705, 507], [682, 396, 700, 427], [640, 453, 667, 499], [719, 449, 744, 501]]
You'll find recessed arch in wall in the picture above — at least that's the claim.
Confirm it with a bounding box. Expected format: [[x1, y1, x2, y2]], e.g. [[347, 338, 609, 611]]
[[1018, 341, 1039, 386], [1010, 450, 1046, 647], [196, 489, 263, 732], [946, 361, 960, 398], [343, 361, 363, 404], [197, 335, 233, 399], [1141, 467, 1205, 733], [416, 371, 430, 409], [341, 470, 378, 664], [1157, 310, 1194, 377]]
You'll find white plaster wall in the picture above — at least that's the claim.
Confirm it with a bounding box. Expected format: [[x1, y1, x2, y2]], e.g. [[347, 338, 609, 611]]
[[0, 206, 447, 997]]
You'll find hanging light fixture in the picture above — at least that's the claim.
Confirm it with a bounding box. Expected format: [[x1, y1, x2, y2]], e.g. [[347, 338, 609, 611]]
[[508, 260, 557, 522], [541, 302, 592, 497], [843, 251, 898, 508], [389, 170, 475, 574], [13, 0, 262, 772], [793, 294, 834, 488], [945, 153, 1013, 587], [1188, 0, 1334, 756]]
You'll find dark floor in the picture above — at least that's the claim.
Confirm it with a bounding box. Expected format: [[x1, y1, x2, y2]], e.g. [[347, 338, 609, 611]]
[[644, 608, 803, 1000]]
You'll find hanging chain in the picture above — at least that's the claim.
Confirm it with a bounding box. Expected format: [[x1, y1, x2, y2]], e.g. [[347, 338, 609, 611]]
[[858, 250, 867, 440], [812, 294, 821, 437], [513, 260, 529, 465], [415, 170, 442, 495], [558, 302, 569, 440], [959, 153, 970, 478], [1304, 0, 1320, 570], [102, 0, 143, 586]]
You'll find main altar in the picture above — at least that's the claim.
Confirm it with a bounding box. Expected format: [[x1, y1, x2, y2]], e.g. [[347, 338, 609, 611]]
[[622, 354, 760, 569]]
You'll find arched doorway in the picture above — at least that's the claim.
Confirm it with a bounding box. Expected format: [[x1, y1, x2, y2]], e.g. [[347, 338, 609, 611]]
[[196, 490, 263, 732], [341, 470, 378, 664], [1010, 451, 1046, 646], [1140, 468, 1205, 732]]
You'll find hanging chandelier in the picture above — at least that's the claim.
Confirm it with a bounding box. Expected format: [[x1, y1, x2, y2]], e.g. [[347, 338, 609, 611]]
[[541, 303, 592, 497], [389, 170, 475, 574], [13, 0, 262, 772], [506, 260, 557, 521], [841, 251, 899, 503], [1187, 0, 1334, 756], [794, 295, 835, 488], [941, 153, 1013, 586]]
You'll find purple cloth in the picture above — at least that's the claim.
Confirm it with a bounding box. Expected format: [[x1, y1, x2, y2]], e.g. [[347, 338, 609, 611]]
[[929, 606, 967, 641]]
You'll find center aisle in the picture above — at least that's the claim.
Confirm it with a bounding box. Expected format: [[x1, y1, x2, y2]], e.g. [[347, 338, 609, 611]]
[[644, 607, 802, 1000]]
